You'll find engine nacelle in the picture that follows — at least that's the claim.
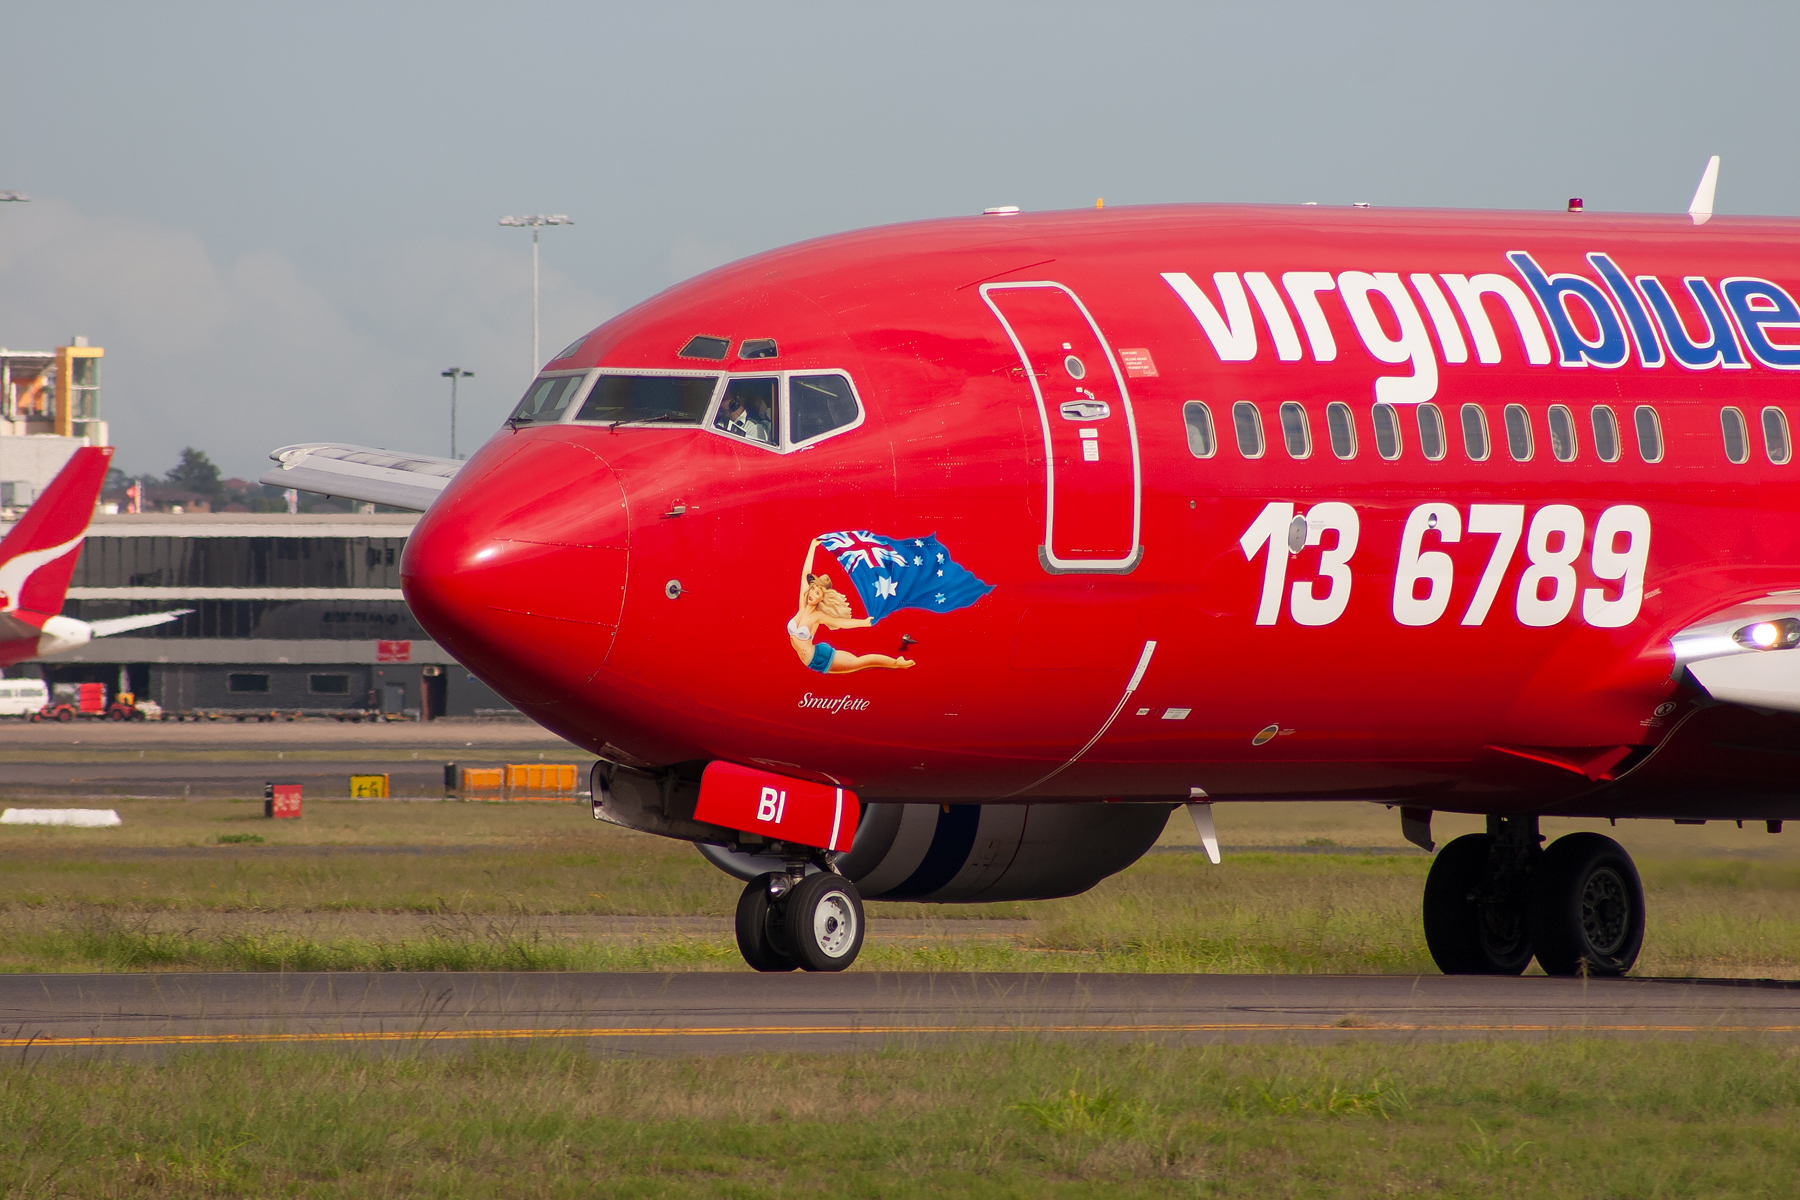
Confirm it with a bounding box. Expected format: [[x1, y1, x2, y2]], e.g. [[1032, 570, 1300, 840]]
[[700, 800, 1175, 903]]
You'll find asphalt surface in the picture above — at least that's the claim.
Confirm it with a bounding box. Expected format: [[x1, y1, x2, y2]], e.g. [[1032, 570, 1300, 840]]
[[5, 972, 1797, 1060], [0, 718, 594, 797], [0, 717, 572, 752], [0, 759, 475, 798]]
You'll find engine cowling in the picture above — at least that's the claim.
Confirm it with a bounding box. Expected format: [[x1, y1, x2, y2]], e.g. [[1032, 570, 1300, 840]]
[[700, 801, 1175, 903]]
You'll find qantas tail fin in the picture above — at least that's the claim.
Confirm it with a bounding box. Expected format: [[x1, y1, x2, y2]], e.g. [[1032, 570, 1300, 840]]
[[0, 446, 112, 616]]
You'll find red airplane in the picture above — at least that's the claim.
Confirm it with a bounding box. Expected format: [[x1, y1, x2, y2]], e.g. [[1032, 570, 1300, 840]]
[[269, 171, 1800, 977], [1, 446, 188, 670]]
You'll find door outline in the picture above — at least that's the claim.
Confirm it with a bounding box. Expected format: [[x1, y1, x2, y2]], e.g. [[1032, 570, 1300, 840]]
[[981, 281, 1144, 574]]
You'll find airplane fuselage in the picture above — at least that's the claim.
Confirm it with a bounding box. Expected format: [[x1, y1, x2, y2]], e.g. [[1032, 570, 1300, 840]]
[[402, 203, 1800, 820]]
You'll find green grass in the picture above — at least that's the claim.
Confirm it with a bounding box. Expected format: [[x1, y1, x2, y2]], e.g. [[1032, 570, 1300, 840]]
[[5, 1039, 1800, 1197], [1, 799, 1798, 977], [6, 914, 740, 973], [3, 846, 1797, 975]]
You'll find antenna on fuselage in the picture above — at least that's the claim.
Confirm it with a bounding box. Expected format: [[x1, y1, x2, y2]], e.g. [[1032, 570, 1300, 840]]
[[1688, 155, 1720, 226]]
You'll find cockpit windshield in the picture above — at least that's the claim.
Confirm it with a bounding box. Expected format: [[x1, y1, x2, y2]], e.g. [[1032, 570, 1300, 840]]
[[575, 375, 718, 426], [508, 374, 587, 425]]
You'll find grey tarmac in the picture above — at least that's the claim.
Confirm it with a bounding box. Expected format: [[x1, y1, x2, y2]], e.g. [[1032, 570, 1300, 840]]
[[4, 972, 1798, 1060]]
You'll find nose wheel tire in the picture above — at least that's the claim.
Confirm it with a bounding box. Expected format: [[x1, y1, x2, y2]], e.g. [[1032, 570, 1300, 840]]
[[734, 873, 797, 972], [1422, 833, 1535, 975], [778, 872, 865, 972], [1529, 833, 1643, 977]]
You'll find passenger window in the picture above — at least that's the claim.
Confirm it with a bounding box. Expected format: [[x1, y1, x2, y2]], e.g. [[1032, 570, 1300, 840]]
[[1763, 407, 1792, 464], [507, 374, 587, 425], [577, 374, 717, 425], [1721, 408, 1749, 464], [713, 377, 781, 445], [1417, 403, 1446, 461], [1279, 402, 1312, 459], [1547, 405, 1577, 462], [1592, 406, 1621, 462], [1233, 402, 1265, 458], [1503, 404, 1533, 462], [1326, 402, 1357, 459], [1634, 405, 1663, 463], [1461, 404, 1490, 461], [1182, 401, 1217, 458], [1372, 403, 1402, 460], [789, 373, 861, 443]]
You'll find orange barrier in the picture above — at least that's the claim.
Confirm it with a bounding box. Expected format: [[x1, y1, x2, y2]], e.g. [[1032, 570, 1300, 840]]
[[453, 764, 578, 800], [505, 764, 578, 795], [460, 767, 504, 793]]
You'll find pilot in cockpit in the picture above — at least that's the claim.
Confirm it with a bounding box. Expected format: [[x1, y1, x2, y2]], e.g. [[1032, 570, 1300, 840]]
[[719, 390, 774, 444], [745, 395, 774, 444]]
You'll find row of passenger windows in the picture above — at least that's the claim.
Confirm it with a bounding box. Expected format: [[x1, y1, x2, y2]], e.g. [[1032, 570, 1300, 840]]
[[1182, 400, 1795, 466]]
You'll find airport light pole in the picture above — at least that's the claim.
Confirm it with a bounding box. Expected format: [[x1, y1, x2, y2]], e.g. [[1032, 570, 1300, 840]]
[[442, 367, 473, 459], [498, 214, 573, 374]]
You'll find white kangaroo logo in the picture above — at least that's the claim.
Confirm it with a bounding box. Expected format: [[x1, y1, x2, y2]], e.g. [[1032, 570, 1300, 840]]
[[0, 534, 85, 614]]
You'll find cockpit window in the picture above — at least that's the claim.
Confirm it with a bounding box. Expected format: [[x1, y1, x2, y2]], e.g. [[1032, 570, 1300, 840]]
[[678, 335, 730, 361], [574, 374, 717, 425], [789, 374, 862, 444], [507, 374, 587, 425], [713, 377, 780, 445], [550, 334, 588, 362], [739, 339, 779, 360]]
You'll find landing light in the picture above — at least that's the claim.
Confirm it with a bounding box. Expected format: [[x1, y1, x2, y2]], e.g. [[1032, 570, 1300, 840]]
[[1734, 618, 1800, 650]]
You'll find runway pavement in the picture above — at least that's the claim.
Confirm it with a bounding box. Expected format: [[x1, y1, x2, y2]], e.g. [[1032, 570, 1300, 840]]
[[5, 972, 1797, 1059], [0, 758, 468, 798], [0, 717, 595, 798]]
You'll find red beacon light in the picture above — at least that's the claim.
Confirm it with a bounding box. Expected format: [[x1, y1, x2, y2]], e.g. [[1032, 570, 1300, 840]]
[[1568, 198, 1585, 212]]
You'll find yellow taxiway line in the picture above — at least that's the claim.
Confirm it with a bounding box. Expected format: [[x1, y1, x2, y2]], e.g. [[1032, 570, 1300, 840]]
[[7, 1021, 1800, 1049]]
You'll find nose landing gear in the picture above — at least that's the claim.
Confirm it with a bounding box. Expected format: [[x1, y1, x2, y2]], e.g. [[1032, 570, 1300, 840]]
[[734, 866, 866, 973], [1422, 815, 1646, 977]]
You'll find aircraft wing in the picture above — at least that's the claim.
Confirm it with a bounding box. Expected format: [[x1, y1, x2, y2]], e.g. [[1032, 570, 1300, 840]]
[[1672, 596, 1800, 711], [259, 444, 462, 512], [88, 610, 193, 638]]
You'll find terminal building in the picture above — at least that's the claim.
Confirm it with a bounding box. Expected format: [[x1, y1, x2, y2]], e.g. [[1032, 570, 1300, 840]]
[[8, 512, 515, 718], [1, 337, 513, 717]]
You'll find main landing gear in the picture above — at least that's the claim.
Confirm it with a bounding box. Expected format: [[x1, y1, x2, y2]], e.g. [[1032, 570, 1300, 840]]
[[1423, 814, 1645, 977], [735, 864, 866, 972]]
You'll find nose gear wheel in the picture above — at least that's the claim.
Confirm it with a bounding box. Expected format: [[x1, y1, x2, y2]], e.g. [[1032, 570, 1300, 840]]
[[734, 872, 797, 972], [733, 870, 865, 972]]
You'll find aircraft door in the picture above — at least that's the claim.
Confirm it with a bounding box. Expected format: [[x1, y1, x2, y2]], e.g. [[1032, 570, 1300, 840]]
[[982, 282, 1142, 573]]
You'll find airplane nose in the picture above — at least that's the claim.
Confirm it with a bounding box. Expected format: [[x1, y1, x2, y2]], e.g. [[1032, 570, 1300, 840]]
[[402, 438, 628, 712]]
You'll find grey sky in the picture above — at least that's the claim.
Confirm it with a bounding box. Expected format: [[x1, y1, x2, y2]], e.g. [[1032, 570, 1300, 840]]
[[3, 1, 1795, 480]]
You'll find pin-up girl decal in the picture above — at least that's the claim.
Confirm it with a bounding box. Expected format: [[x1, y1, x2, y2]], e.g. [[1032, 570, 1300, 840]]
[[789, 538, 915, 673], [788, 531, 994, 674]]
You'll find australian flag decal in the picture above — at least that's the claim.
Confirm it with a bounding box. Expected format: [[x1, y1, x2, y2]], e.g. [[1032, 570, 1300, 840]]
[[818, 531, 993, 623]]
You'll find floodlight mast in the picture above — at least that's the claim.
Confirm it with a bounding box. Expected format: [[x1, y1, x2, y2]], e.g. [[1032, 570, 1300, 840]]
[[441, 367, 474, 459], [498, 214, 574, 375]]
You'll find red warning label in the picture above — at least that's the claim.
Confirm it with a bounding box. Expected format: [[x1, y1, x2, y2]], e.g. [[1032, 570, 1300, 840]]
[[1116, 347, 1158, 377]]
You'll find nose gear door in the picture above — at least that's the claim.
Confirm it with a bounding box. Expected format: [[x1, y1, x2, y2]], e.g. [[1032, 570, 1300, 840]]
[[982, 282, 1142, 573]]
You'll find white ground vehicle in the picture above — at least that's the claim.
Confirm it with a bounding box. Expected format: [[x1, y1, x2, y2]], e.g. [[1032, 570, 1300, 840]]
[[0, 679, 50, 717]]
